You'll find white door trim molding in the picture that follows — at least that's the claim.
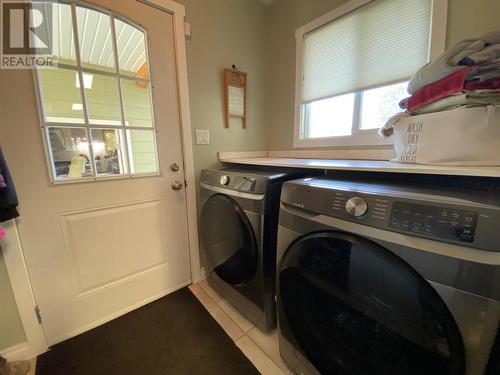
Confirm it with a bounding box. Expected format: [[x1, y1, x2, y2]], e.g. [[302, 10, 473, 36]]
[[1, 219, 47, 358], [139, 0, 201, 284], [3, 0, 200, 357], [149, 0, 202, 284]]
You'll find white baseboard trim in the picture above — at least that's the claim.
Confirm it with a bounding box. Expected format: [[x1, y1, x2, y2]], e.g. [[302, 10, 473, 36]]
[[199, 267, 207, 280], [0, 342, 32, 362]]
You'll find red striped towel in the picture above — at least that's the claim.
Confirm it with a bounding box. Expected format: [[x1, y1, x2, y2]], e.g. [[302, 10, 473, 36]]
[[407, 67, 474, 112]]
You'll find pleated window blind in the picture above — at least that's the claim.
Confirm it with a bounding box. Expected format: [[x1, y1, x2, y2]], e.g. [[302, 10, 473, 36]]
[[302, 0, 432, 103]]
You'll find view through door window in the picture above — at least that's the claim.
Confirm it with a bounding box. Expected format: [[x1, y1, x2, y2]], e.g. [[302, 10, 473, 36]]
[[36, 3, 159, 182]]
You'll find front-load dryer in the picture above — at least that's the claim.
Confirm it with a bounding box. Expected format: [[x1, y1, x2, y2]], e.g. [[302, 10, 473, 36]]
[[200, 167, 320, 331], [277, 176, 500, 375]]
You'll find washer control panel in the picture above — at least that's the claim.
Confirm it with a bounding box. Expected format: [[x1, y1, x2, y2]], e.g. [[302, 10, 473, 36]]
[[331, 191, 390, 222], [281, 178, 500, 251], [390, 202, 478, 243]]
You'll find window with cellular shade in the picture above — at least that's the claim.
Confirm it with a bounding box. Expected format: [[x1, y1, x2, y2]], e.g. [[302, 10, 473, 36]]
[[301, 0, 432, 103]]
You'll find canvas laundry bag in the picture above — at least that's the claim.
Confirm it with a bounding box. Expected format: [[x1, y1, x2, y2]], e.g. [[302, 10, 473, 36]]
[[392, 105, 500, 166]]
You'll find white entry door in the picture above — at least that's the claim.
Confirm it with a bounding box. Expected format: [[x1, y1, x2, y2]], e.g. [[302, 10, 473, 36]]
[[0, 0, 192, 345]]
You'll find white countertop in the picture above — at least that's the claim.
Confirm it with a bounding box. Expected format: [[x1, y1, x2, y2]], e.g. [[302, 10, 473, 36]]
[[220, 157, 500, 178]]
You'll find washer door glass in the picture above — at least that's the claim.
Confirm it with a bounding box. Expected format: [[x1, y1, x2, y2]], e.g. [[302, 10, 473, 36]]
[[279, 231, 465, 375], [200, 194, 258, 285]]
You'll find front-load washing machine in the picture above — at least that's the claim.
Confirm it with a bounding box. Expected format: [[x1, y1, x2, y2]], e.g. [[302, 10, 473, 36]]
[[277, 175, 500, 375], [200, 167, 320, 331]]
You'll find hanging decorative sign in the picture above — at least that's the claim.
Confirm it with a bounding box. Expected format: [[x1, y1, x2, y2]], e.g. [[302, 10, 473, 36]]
[[224, 66, 247, 128]]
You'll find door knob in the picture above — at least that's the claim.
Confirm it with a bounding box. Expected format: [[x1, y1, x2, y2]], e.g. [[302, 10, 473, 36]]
[[170, 163, 180, 172], [171, 181, 183, 191]]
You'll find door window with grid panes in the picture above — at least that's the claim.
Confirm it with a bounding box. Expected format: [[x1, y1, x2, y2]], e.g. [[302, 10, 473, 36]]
[[36, 2, 159, 182]]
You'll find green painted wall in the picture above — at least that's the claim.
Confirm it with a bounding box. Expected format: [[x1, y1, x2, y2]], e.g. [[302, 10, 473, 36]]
[[175, 0, 269, 186], [265, 0, 500, 151]]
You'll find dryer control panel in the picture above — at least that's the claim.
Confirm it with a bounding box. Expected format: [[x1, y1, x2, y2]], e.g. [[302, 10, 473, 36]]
[[390, 202, 478, 243], [232, 176, 257, 192], [281, 177, 500, 252], [201, 170, 268, 194]]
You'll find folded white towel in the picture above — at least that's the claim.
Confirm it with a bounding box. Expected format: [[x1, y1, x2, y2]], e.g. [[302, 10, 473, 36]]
[[466, 43, 500, 65], [408, 31, 500, 94]]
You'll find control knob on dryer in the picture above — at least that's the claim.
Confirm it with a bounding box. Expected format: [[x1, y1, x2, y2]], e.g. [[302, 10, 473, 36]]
[[220, 175, 230, 185], [346, 197, 368, 217]]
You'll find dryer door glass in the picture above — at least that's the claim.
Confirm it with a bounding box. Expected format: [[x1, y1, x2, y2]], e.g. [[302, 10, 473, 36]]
[[200, 194, 258, 285], [278, 231, 465, 375]]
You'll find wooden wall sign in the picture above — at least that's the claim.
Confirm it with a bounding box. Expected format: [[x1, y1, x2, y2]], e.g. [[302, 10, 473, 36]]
[[224, 67, 247, 128]]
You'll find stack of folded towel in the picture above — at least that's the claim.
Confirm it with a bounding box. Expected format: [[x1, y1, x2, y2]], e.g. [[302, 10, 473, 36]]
[[380, 31, 500, 136]]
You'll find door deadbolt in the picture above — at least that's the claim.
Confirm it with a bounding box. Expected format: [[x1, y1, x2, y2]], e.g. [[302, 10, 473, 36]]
[[170, 163, 180, 172], [171, 181, 183, 191]]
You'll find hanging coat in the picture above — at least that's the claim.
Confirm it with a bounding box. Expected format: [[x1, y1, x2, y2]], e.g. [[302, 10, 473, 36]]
[[0, 149, 19, 222]]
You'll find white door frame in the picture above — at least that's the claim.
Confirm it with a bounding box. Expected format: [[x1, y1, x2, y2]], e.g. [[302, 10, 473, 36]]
[[0, 0, 200, 359]]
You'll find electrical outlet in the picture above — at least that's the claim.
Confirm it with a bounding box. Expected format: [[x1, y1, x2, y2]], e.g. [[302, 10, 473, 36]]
[[195, 129, 210, 145], [184, 22, 191, 38]]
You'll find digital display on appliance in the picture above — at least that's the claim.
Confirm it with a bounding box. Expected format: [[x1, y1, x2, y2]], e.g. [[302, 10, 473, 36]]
[[234, 176, 256, 192]]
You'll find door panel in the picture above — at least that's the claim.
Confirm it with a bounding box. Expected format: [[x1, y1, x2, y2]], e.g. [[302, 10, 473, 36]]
[[0, 0, 191, 345], [60, 200, 167, 295], [200, 194, 258, 285]]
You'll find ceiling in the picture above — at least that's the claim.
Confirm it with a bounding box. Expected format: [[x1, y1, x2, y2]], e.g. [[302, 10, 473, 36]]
[[259, 0, 278, 6], [41, 3, 147, 74]]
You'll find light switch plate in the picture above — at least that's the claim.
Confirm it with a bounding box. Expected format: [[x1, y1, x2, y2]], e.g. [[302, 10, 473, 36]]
[[195, 129, 210, 145]]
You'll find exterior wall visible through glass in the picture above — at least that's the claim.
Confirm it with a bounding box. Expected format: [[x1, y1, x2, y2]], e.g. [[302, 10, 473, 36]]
[[35, 2, 159, 182]]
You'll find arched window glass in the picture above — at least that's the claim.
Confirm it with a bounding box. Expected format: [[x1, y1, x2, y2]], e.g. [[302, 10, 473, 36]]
[[36, 2, 158, 181]]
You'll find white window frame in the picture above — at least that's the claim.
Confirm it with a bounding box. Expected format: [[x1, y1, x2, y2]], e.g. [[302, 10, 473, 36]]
[[293, 0, 448, 148], [34, 1, 161, 184]]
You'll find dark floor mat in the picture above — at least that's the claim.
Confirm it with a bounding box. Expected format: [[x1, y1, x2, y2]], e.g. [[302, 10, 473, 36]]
[[36, 287, 260, 375]]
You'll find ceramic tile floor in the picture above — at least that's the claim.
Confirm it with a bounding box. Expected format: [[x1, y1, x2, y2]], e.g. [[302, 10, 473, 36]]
[[189, 280, 293, 375], [5, 358, 37, 375]]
